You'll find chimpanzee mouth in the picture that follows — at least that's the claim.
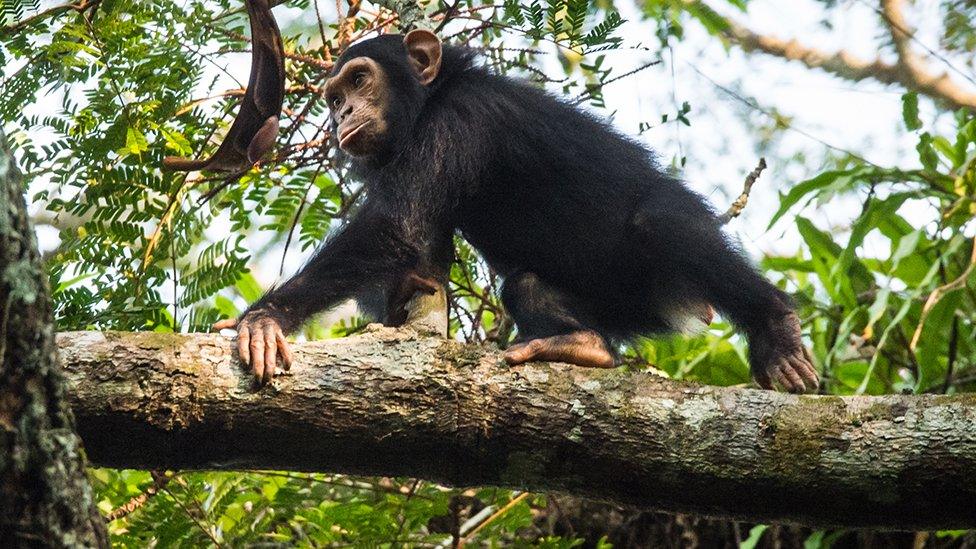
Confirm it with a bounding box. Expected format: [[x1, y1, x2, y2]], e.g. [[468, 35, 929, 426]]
[[338, 121, 371, 148]]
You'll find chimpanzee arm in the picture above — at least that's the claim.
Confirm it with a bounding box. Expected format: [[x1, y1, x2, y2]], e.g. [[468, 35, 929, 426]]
[[248, 200, 419, 330], [215, 197, 434, 384]]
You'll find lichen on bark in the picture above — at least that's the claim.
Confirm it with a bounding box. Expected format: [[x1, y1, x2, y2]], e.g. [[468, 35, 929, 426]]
[[57, 329, 976, 530]]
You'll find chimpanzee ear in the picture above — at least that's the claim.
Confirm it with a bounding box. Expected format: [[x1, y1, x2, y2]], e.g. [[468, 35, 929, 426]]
[[403, 29, 442, 86]]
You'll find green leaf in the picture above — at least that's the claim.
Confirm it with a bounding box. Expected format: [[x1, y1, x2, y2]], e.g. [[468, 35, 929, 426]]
[[901, 91, 921, 131], [804, 530, 825, 549], [159, 127, 192, 155], [684, 1, 730, 36], [917, 132, 939, 171], [768, 170, 851, 229], [125, 126, 149, 155], [234, 272, 263, 303], [740, 525, 768, 549], [932, 135, 961, 167], [915, 292, 962, 391], [832, 192, 912, 286], [796, 217, 857, 306]]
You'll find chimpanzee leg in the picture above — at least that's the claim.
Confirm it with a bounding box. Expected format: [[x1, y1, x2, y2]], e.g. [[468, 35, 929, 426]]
[[501, 271, 616, 368], [384, 271, 442, 326]]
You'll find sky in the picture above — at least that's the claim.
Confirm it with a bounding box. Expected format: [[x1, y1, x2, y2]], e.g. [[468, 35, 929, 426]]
[[599, 0, 963, 256]]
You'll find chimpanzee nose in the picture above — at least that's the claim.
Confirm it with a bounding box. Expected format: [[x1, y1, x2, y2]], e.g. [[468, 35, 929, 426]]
[[339, 104, 353, 123]]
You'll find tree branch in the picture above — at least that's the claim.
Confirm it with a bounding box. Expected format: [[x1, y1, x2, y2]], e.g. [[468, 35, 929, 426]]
[[0, 0, 98, 38], [718, 157, 765, 224], [686, 0, 976, 111], [878, 0, 976, 110], [58, 330, 976, 529]]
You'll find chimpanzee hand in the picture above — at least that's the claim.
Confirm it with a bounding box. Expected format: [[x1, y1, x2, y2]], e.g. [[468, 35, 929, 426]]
[[213, 310, 293, 385], [750, 312, 819, 393]]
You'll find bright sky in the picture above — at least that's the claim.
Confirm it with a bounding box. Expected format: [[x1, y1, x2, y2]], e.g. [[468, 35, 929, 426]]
[[599, 0, 963, 257]]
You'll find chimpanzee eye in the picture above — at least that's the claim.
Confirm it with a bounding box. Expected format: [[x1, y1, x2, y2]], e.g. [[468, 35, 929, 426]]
[[329, 95, 342, 109], [353, 72, 367, 87]]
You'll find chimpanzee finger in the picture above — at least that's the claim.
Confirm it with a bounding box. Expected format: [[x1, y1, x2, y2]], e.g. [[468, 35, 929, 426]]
[[791, 354, 819, 390], [802, 348, 820, 379], [213, 318, 238, 331], [238, 323, 251, 366], [263, 324, 277, 384], [754, 370, 773, 390], [781, 362, 806, 393], [774, 365, 804, 393], [275, 328, 293, 370], [250, 328, 266, 383], [772, 369, 793, 392]]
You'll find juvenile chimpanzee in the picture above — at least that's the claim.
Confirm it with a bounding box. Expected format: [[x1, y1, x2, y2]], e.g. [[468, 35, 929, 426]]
[[214, 30, 819, 392]]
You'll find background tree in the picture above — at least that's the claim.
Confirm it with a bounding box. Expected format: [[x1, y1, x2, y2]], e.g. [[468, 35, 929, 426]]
[[1, 0, 974, 546], [0, 129, 106, 546]]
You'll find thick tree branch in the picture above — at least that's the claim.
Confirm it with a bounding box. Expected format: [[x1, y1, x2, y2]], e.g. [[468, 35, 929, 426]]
[[686, 0, 976, 111], [877, 0, 976, 110], [58, 330, 976, 529]]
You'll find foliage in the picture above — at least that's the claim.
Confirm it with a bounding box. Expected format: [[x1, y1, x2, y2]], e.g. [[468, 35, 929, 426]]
[[757, 101, 976, 396], [93, 469, 553, 547], [940, 0, 976, 54], [2, 0, 975, 546]]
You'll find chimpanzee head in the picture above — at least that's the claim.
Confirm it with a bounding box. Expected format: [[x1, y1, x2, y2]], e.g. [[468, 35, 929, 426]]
[[325, 30, 443, 161]]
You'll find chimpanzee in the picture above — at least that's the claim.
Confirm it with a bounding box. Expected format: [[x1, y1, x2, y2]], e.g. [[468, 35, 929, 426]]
[[214, 30, 819, 392]]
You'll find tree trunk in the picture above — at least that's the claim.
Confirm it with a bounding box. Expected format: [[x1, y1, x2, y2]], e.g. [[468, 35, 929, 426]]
[[59, 329, 976, 530], [0, 133, 107, 546]]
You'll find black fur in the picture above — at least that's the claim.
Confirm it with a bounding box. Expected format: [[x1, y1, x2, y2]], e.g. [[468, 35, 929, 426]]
[[246, 35, 807, 386]]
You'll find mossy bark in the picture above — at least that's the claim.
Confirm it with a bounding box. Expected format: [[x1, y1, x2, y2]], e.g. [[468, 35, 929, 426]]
[[0, 132, 107, 547], [58, 328, 976, 530]]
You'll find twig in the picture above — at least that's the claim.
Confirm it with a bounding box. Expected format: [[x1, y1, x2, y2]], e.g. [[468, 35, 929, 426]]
[[572, 59, 661, 105], [718, 158, 766, 224], [208, 26, 333, 70], [174, 85, 321, 116], [105, 471, 174, 522], [279, 171, 320, 276], [163, 478, 224, 548], [434, 0, 462, 33], [0, 0, 98, 38], [909, 237, 976, 351], [457, 492, 530, 547], [390, 479, 422, 549], [313, 0, 328, 58], [689, 63, 879, 166], [689, 0, 976, 110], [336, 0, 361, 47], [195, 168, 250, 205]]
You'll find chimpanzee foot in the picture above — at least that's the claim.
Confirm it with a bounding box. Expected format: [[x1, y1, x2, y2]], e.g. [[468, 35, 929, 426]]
[[754, 346, 819, 393], [504, 331, 616, 368], [751, 313, 820, 393]]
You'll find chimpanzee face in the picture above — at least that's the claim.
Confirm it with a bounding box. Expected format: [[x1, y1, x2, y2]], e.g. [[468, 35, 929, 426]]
[[325, 57, 392, 158], [326, 30, 443, 160]]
